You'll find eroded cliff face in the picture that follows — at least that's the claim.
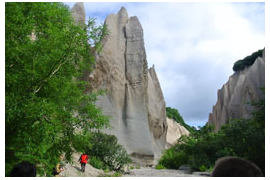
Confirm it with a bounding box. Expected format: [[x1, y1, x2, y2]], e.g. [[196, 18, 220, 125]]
[[70, 3, 190, 165], [165, 117, 189, 149], [148, 66, 168, 159], [84, 7, 168, 165], [208, 50, 265, 131]]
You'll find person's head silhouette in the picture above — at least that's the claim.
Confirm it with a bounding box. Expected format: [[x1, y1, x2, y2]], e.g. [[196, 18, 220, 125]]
[[10, 161, 36, 177]]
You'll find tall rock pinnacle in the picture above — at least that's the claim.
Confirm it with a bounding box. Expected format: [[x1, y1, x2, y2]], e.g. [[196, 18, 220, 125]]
[[85, 7, 169, 165]]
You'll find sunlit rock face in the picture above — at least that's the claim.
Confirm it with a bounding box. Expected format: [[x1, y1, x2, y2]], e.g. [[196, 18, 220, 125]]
[[83, 6, 169, 165], [165, 117, 190, 149]]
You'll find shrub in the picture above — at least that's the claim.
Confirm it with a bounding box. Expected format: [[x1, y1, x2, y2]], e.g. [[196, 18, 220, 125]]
[[233, 49, 263, 72], [87, 132, 131, 171], [199, 165, 207, 172], [89, 156, 105, 170], [233, 60, 245, 71], [156, 164, 165, 170], [158, 145, 188, 169]]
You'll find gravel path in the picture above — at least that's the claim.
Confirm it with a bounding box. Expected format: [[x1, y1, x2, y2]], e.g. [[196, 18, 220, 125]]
[[123, 167, 211, 177]]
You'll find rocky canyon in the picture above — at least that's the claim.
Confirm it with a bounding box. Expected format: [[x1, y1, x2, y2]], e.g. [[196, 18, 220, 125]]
[[72, 2, 265, 164]]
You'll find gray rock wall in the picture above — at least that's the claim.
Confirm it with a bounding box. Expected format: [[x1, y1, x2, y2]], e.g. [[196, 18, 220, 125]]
[[84, 7, 168, 165], [147, 66, 168, 161], [71, 3, 189, 165], [208, 50, 265, 131]]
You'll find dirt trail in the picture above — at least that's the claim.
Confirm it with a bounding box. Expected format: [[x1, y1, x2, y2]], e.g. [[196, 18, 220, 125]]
[[59, 153, 210, 177], [123, 167, 211, 177], [59, 153, 104, 177]]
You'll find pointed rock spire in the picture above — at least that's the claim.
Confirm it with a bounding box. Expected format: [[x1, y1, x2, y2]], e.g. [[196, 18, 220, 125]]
[[71, 2, 86, 26], [87, 6, 170, 165], [117, 6, 129, 19], [117, 6, 129, 32]]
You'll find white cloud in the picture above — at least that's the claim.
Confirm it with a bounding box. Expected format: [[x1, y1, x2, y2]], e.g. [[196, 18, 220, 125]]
[[67, 2, 265, 127]]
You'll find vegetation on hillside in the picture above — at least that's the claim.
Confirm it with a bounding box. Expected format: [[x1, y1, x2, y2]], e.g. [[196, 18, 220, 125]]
[[233, 49, 263, 72], [166, 107, 195, 133], [5, 2, 110, 176], [160, 95, 265, 175]]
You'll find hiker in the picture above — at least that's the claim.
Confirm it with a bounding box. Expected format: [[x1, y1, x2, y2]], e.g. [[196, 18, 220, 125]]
[[78, 153, 89, 172], [53, 154, 65, 177], [10, 161, 36, 177]]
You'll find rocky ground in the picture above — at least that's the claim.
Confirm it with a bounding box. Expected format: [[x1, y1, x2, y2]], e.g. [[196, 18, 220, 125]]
[[59, 153, 104, 177], [123, 166, 211, 177], [59, 153, 210, 177]]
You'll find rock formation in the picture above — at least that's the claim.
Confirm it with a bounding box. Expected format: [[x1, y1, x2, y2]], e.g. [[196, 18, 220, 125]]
[[70, 3, 189, 165], [147, 66, 168, 158], [71, 2, 85, 26], [208, 49, 265, 131], [211, 156, 263, 177], [83, 6, 168, 165], [165, 117, 190, 148]]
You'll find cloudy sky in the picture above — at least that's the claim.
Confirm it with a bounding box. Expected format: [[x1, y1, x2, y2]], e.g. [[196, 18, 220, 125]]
[[65, 1, 265, 127]]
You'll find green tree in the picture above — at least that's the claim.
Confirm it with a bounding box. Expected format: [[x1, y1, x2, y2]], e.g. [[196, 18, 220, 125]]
[[5, 2, 108, 176]]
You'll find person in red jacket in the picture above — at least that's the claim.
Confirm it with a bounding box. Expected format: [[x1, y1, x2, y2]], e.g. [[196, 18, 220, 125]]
[[78, 153, 89, 172]]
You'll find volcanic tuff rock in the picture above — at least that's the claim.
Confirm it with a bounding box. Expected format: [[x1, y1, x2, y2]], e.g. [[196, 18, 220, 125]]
[[165, 117, 190, 148], [208, 49, 265, 131], [148, 66, 168, 159], [70, 3, 188, 165], [71, 2, 85, 26], [83, 6, 168, 165]]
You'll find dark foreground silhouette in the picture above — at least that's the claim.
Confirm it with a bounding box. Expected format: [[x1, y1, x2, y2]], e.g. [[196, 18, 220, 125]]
[[10, 161, 36, 177], [211, 156, 263, 177]]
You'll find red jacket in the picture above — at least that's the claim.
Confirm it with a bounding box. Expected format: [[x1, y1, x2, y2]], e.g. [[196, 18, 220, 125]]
[[79, 154, 89, 164]]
